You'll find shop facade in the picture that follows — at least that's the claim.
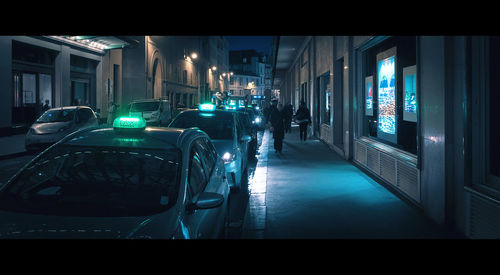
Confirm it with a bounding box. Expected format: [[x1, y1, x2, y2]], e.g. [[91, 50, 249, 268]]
[[0, 36, 105, 134], [277, 35, 500, 238]]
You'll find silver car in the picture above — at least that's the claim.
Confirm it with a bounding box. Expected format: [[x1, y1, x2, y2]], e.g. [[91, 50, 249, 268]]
[[168, 104, 251, 193], [25, 106, 98, 152], [0, 116, 229, 239]]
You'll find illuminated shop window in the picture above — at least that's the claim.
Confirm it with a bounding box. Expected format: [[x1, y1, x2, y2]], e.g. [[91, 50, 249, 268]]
[[361, 36, 417, 155]]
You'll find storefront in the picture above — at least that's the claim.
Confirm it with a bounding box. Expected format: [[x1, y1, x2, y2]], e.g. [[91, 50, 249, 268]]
[[11, 40, 57, 127], [353, 36, 421, 204]]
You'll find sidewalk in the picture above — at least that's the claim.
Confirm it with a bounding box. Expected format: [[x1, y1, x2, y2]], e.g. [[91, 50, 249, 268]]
[[242, 124, 461, 239], [0, 134, 26, 159]]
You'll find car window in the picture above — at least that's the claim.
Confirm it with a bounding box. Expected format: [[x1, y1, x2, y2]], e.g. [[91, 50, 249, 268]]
[[194, 138, 217, 178], [0, 145, 182, 217], [130, 102, 160, 112], [169, 111, 234, 140], [188, 146, 207, 197], [84, 109, 95, 120], [36, 109, 75, 123], [77, 109, 91, 124]]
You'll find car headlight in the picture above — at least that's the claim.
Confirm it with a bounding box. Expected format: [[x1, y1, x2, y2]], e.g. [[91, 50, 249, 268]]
[[222, 152, 236, 164], [255, 117, 261, 124]]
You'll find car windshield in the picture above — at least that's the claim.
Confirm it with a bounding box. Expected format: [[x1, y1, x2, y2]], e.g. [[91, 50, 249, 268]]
[[0, 144, 182, 217], [130, 102, 160, 112], [169, 111, 234, 140], [36, 109, 75, 123]]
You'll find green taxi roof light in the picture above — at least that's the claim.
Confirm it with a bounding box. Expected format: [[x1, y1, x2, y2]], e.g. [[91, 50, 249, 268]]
[[199, 103, 216, 112], [113, 116, 147, 129]]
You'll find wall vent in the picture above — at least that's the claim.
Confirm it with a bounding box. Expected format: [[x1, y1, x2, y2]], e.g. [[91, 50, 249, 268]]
[[379, 153, 396, 186], [468, 192, 500, 239], [366, 146, 379, 174], [355, 142, 367, 166], [397, 160, 420, 202]]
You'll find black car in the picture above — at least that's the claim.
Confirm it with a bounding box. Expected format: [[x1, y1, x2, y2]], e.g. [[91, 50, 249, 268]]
[[235, 110, 258, 159]]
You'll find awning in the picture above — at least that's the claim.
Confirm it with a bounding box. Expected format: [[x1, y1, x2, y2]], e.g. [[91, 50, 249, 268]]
[[46, 36, 138, 54]]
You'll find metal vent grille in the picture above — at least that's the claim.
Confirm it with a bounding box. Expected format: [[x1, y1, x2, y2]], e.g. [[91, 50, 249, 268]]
[[469, 193, 500, 239], [366, 147, 379, 174], [355, 142, 367, 166], [397, 160, 420, 202], [379, 153, 396, 186]]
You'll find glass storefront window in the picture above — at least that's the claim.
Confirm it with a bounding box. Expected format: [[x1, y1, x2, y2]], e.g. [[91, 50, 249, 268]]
[[39, 74, 52, 109], [361, 36, 417, 155]]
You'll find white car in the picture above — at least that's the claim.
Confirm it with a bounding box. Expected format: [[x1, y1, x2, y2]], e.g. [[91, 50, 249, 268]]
[[25, 106, 98, 152], [128, 98, 172, 126], [0, 116, 229, 239], [168, 104, 251, 193]]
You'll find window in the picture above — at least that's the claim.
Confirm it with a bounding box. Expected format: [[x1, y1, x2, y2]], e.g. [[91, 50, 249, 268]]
[[360, 36, 417, 155], [472, 36, 500, 192], [194, 138, 217, 178], [188, 147, 207, 197]]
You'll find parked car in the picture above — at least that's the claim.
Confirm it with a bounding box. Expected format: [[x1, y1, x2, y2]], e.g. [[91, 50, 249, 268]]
[[0, 116, 229, 239], [128, 98, 172, 126], [168, 104, 251, 193], [235, 110, 258, 159], [25, 106, 98, 153]]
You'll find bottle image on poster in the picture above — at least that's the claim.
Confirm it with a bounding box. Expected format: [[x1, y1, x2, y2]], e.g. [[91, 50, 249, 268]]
[[377, 55, 396, 135]]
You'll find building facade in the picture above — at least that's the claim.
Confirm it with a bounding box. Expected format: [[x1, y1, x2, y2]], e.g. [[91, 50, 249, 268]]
[[0, 35, 229, 133], [277, 36, 500, 238], [0, 36, 111, 133], [228, 50, 268, 97]]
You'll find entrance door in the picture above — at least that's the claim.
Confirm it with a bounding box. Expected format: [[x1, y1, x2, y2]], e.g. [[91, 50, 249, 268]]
[[12, 71, 44, 126], [71, 78, 89, 106]]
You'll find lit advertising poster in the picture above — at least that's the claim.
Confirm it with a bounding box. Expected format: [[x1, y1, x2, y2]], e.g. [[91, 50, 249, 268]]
[[377, 55, 396, 135], [365, 76, 373, 116], [403, 65, 417, 122]]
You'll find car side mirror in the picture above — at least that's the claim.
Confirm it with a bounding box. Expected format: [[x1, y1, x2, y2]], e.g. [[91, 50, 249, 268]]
[[188, 192, 224, 211], [240, 134, 251, 142]]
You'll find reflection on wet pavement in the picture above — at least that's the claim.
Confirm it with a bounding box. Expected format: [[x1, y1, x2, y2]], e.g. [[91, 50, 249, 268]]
[[241, 130, 269, 239]]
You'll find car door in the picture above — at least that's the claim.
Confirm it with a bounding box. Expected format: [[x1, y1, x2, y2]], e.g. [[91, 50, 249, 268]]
[[183, 139, 221, 238], [193, 137, 227, 237], [235, 115, 248, 171]]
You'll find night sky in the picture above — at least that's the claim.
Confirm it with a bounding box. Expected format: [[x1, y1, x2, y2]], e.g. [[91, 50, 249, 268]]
[[225, 36, 273, 55]]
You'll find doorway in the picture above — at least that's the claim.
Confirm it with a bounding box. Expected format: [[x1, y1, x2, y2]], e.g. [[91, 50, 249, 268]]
[[12, 71, 53, 126], [71, 78, 89, 106]]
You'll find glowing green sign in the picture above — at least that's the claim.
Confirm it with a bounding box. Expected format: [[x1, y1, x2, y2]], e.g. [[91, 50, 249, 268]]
[[113, 117, 146, 129], [199, 103, 216, 112]]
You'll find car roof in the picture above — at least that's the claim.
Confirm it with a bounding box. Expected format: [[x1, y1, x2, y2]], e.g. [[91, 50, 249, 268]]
[[131, 98, 168, 103], [61, 126, 208, 150], [178, 108, 235, 116], [46, 106, 92, 111]]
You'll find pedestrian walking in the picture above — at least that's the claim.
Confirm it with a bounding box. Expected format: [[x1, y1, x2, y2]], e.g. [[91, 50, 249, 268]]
[[268, 100, 285, 154], [295, 100, 311, 141]]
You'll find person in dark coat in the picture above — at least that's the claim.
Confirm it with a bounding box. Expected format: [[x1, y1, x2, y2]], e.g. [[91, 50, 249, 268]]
[[268, 101, 285, 154], [295, 100, 311, 141]]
